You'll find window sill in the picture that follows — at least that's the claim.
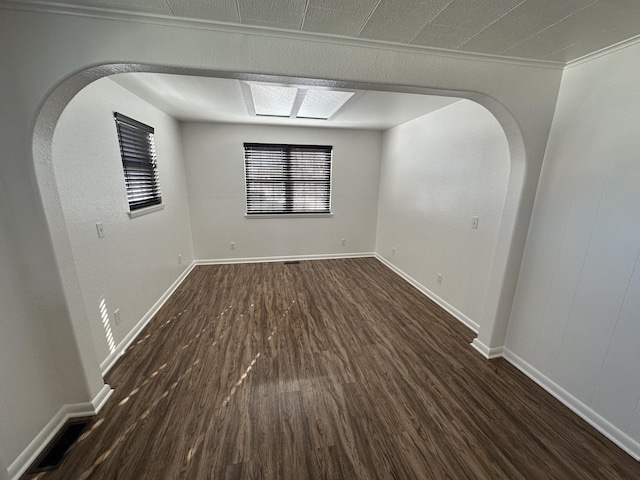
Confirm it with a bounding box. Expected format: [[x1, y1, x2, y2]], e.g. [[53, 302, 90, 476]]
[[245, 213, 333, 219], [128, 203, 165, 219]]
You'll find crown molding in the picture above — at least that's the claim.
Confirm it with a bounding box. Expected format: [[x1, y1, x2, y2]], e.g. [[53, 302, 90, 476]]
[[565, 33, 640, 70], [0, 0, 564, 70]]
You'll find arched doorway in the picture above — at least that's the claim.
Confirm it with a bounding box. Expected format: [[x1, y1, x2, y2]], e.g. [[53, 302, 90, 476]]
[[33, 64, 527, 389]]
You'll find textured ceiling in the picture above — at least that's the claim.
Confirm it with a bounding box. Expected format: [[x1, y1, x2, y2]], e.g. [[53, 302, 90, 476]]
[[10, 0, 640, 63], [110, 73, 461, 130]]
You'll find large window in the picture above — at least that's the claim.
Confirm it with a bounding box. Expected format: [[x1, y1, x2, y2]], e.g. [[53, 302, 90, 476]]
[[114, 113, 162, 211], [244, 143, 332, 215]]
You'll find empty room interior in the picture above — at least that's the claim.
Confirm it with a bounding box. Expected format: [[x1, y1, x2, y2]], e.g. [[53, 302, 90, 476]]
[[1, 1, 640, 479]]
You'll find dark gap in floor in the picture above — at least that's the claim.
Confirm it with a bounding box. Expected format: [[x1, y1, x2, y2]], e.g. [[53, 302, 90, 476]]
[[29, 418, 92, 473]]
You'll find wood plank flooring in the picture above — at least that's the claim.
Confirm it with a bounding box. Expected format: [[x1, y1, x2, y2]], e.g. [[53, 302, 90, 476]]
[[25, 258, 640, 479]]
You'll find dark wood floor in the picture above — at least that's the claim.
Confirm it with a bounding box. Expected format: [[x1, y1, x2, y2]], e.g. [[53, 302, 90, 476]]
[[25, 258, 640, 479]]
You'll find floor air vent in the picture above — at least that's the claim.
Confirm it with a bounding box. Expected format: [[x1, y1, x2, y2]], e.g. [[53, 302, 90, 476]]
[[29, 418, 92, 473], [284, 261, 300, 265]]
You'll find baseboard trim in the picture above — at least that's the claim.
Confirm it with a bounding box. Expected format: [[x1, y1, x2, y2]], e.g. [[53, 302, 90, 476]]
[[195, 252, 375, 265], [503, 348, 640, 462], [470, 338, 504, 359], [100, 262, 197, 376], [7, 384, 113, 480], [374, 254, 479, 333], [90, 384, 114, 413]]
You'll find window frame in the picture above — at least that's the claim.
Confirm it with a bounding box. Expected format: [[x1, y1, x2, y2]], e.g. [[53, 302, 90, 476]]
[[114, 112, 163, 215], [243, 143, 333, 217]]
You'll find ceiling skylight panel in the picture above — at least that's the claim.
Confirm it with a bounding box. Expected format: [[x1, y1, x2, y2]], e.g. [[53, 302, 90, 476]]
[[297, 89, 354, 119], [248, 84, 298, 117]]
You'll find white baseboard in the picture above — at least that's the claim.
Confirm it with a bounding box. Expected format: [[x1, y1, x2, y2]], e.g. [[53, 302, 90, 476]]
[[7, 384, 113, 480], [470, 338, 504, 359], [90, 384, 114, 413], [196, 252, 375, 265], [503, 348, 640, 462], [374, 254, 479, 333], [100, 261, 197, 376]]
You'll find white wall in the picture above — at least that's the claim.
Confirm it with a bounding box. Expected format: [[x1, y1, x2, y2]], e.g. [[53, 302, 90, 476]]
[[182, 123, 382, 259], [506, 41, 640, 452], [52, 78, 194, 367], [0, 188, 63, 468], [376, 100, 510, 329]]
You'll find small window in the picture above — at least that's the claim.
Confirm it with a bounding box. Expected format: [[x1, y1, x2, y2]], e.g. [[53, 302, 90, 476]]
[[244, 143, 332, 215], [114, 113, 162, 211]]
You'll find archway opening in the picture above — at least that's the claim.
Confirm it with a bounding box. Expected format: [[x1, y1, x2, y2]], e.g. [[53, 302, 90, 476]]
[[33, 64, 527, 386]]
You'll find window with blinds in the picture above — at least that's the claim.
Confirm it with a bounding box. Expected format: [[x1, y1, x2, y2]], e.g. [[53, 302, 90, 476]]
[[114, 113, 162, 211], [244, 143, 332, 215]]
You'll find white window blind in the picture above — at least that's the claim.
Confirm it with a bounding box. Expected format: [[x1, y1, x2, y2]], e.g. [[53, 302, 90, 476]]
[[244, 143, 332, 215]]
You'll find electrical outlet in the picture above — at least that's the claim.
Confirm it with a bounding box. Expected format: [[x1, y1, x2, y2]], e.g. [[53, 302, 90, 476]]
[[341, 238, 346, 246], [96, 222, 105, 238], [230, 242, 236, 250], [178, 253, 182, 265], [437, 273, 443, 285], [114, 309, 121, 325]]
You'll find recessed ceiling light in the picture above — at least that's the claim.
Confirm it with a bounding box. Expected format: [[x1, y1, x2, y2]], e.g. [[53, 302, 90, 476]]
[[248, 83, 298, 117], [297, 89, 354, 120]]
